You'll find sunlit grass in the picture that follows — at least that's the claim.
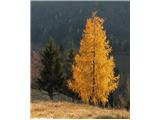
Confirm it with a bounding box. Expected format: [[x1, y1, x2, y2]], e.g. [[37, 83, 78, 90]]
[[31, 101, 129, 119]]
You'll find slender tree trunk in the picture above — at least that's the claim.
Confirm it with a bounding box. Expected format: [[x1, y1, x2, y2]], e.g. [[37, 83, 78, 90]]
[[48, 87, 53, 100], [91, 18, 96, 104]]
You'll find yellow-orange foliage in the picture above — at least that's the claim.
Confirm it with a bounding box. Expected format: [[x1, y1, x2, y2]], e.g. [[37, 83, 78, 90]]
[[68, 12, 119, 105]]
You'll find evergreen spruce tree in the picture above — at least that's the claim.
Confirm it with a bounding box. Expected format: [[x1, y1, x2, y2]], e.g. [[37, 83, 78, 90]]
[[38, 37, 63, 100], [59, 45, 67, 81], [66, 48, 75, 80], [68, 12, 119, 105]]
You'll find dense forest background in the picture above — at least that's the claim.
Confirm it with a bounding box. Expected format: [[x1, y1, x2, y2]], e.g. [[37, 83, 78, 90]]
[[31, 1, 130, 53], [31, 1, 130, 109]]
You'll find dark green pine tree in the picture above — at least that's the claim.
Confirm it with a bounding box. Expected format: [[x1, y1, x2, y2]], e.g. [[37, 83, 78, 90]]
[[58, 45, 75, 88], [64, 48, 78, 102], [59, 45, 67, 82], [66, 48, 75, 80], [38, 37, 63, 100], [65, 39, 76, 80]]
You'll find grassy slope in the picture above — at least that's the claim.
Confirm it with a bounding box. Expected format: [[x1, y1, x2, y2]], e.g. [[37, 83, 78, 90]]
[[31, 89, 130, 119]]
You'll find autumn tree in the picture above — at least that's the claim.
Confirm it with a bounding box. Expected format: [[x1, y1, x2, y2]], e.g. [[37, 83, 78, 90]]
[[68, 11, 119, 106], [38, 37, 63, 100]]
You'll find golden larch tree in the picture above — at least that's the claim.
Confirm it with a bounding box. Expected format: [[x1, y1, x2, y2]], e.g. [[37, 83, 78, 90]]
[[68, 11, 119, 105]]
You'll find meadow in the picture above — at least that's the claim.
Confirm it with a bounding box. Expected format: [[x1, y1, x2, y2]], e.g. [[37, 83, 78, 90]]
[[31, 89, 129, 119]]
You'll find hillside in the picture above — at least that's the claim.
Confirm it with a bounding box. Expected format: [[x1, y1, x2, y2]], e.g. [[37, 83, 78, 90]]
[[31, 89, 129, 119], [31, 1, 130, 52], [31, 101, 129, 119]]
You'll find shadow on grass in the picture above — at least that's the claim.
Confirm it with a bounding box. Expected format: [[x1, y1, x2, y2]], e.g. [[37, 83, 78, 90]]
[[31, 88, 82, 104]]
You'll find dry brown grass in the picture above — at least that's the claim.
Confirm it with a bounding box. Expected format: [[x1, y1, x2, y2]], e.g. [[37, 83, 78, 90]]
[[31, 101, 130, 119], [31, 89, 130, 119]]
